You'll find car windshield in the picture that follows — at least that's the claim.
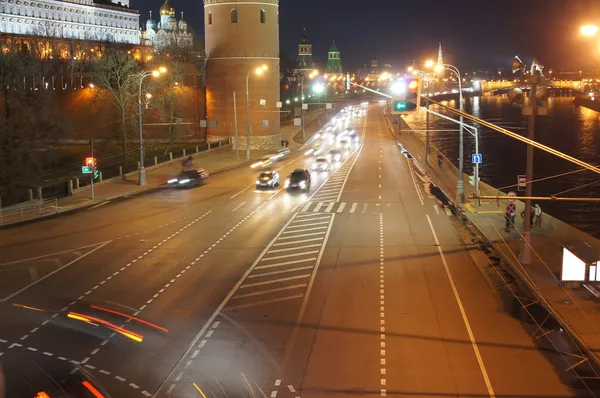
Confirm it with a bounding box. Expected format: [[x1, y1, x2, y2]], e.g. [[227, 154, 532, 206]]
[[259, 173, 272, 178], [291, 171, 305, 178], [316, 158, 327, 162], [180, 171, 197, 178]]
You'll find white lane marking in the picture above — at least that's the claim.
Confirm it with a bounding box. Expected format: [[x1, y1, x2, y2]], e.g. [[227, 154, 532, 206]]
[[248, 265, 314, 278], [287, 221, 330, 229], [268, 189, 283, 200], [230, 184, 254, 199], [261, 250, 319, 261], [291, 202, 303, 213], [277, 232, 325, 240], [273, 237, 324, 246], [313, 202, 324, 212], [0, 242, 110, 267], [293, 216, 331, 223], [349, 203, 358, 213], [268, 244, 322, 253], [426, 215, 496, 398], [295, 212, 328, 219], [1, 241, 111, 302], [283, 213, 336, 367], [380, 213, 386, 395], [301, 202, 313, 212], [156, 211, 301, 395], [433, 205, 440, 215], [225, 293, 302, 310], [324, 202, 336, 212], [337, 202, 346, 213], [282, 226, 327, 234], [241, 274, 310, 288], [232, 202, 246, 212], [362, 203, 368, 213], [233, 284, 307, 299], [255, 258, 318, 270], [406, 157, 425, 206]]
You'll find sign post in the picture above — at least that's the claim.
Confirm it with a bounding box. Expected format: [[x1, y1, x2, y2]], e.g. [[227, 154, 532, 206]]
[[507, 191, 517, 203], [518, 175, 527, 191]]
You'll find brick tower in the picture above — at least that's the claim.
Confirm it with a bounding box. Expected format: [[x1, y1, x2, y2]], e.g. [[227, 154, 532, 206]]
[[204, 0, 281, 150]]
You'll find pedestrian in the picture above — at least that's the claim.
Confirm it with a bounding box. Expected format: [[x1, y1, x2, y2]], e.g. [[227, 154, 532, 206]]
[[534, 204, 543, 227], [183, 156, 193, 169], [285, 140, 289, 148], [520, 207, 534, 226]]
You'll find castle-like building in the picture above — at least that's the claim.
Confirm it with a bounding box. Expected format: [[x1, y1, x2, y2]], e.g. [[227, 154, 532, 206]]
[[293, 28, 315, 75], [204, 0, 281, 150], [142, 0, 193, 50], [0, 0, 140, 44]]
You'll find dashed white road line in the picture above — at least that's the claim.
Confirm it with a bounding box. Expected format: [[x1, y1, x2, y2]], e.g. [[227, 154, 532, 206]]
[[379, 213, 387, 397], [232, 201, 246, 212], [426, 215, 496, 398]]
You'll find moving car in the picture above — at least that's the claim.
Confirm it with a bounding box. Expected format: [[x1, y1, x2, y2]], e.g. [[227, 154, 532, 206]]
[[312, 157, 331, 172], [327, 149, 342, 162], [284, 169, 311, 192], [256, 171, 280, 189], [168, 168, 209, 188]]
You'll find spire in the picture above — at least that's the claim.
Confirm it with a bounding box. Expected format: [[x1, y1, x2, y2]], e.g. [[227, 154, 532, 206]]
[[437, 42, 443, 64], [149, 10, 152, 19], [181, 11, 184, 20], [301, 28, 310, 44]]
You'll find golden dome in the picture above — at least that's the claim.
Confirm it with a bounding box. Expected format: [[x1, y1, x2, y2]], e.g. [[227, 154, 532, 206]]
[[160, 0, 175, 17]]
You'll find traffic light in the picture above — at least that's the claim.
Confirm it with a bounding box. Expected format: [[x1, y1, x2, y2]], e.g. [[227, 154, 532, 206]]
[[391, 76, 422, 114], [93, 169, 99, 180], [85, 157, 96, 168]]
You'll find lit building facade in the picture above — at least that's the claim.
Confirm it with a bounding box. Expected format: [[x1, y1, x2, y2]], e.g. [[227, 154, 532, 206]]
[[293, 28, 314, 75], [204, 0, 281, 150], [142, 0, 193, 50], [0, 0, 140, 44]]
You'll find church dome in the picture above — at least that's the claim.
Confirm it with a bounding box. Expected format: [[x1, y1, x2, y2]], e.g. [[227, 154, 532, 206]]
[[160, 0, 175, 17], [178, 19, 187, 32], [146, 18, 156, 30]]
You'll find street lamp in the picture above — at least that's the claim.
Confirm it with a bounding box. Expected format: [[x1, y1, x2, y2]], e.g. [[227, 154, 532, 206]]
[[580, 24, 599, 37], [300, 69, 318, 141], [245, 64, 268, 160], [426, 61, 465, 203], [138, 66, 167, 186]]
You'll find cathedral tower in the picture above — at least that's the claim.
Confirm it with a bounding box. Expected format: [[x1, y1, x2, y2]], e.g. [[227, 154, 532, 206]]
[[294, 28, 315, 75], [204, 0, 281, 150]]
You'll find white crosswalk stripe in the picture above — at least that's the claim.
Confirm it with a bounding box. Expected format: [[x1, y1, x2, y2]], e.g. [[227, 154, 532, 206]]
[[225, 213, 335, 311], [295, 201, 375, 214]]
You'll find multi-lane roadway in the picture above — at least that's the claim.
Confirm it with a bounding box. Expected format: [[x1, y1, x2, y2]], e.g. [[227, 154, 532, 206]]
[[0, 104, 579, 398]]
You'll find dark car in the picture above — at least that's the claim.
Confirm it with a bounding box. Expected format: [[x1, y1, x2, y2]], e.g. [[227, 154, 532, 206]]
[[168, 168, 209, 188], [284, 169, 311, 192]]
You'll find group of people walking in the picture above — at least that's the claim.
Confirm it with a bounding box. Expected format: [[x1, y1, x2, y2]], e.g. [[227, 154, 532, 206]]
[[505, 203, 543, 232]]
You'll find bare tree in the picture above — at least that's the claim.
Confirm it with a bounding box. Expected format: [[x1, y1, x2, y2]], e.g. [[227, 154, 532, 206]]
[[93, 49, 140, 167], [0, 48, 64, 196]]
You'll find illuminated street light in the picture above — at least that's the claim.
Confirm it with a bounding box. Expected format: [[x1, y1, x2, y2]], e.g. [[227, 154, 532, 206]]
[[425, 60, 435, 68], [246, 65, 268, 159], [137, 66, 167, 186], [580, 24, 599, 36], [313, 82, 325, 94], [390, 80, 407, 95]]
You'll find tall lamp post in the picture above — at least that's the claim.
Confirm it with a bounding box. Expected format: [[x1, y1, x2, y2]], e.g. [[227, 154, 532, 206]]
[[426, 60, 465, 204], [300, 69, 318, 141], [245, 65, 268, 160], [409, 67, 433, 164], [137, 66, 167, 186]]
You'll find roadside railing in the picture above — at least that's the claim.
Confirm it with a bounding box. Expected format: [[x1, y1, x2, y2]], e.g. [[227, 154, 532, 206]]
[[0, 198, 58, 224]]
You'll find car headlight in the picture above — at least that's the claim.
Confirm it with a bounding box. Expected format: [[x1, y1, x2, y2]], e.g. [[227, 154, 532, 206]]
[[284, 179, 290, 188], [299, 181, 306, 187], [335, 155, 341, 161], [168, 178, 178, 184], [256, 180, 261, 185], [178, 179, 191, 184]]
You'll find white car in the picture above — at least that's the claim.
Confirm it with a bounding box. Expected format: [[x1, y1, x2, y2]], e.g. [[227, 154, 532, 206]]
[[256, 171, 280, 189], [312, 157, 331, 171]]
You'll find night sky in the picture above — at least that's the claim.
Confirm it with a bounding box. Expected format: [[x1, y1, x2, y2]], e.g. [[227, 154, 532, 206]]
[[136, 0, 600, 72]]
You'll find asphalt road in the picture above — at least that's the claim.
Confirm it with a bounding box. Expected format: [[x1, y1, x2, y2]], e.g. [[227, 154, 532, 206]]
[[0, 105, 580, 398]]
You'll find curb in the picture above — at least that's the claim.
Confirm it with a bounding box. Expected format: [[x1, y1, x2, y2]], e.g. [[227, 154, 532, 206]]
[[0, 156, 258, 229]]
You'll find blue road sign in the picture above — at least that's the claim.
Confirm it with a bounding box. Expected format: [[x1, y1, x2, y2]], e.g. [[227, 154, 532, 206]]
[[81, 166, 92, 174], [472, 154, 483, 164]]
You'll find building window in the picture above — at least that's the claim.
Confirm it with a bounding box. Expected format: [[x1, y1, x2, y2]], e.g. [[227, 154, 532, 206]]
[[208, 10, 212, 25], [260, 9, 265, 23], [230, 8, 237, 23]]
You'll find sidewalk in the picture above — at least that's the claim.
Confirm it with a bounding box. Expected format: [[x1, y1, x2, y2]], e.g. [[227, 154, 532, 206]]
[[0, 146, 270, 226], [395, 116, 600, 366], [280, 110, 326, 150]]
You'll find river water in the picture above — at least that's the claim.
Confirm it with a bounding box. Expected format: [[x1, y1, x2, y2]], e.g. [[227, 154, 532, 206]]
[[405, 95, 600, 238]]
